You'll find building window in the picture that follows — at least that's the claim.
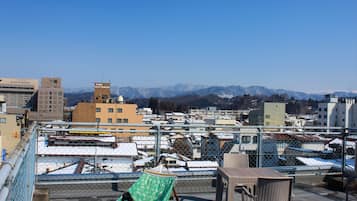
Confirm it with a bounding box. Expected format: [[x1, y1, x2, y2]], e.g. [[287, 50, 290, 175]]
[[318, 108, 322, 112], [324, 108, 327, 112], [241, 136, 251, 144], [108, 118, 112, 123], [123, 118, 128, 123], [116, 118, 122, 123], [0, 118, 6, 124], [108, 108, 114, 113], [117, 108, 123, 113], [96, 108, 101, 112], [96, 118, 101, 123], [253, 136, 258, 144], [324, 115, 327, 119], [265, 115, 270, 119], [318, 115, 321, 118], [130, 129, 136, 133]]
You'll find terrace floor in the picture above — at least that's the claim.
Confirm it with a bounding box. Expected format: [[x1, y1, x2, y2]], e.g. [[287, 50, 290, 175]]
[[35, 183, 357, 201]]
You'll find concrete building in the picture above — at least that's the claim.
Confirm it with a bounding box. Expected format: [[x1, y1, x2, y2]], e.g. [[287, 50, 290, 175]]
[[264, 102, 286, 127], [0, 78, 38, 114], [189, 107, 249, 121], [93, 82, 111, 103], [29, 77, 64, 121], [0, 96, 21, 162], [317, 96, 357, 128], [72, 83, 147, 137], [249, 102, 286, 127]]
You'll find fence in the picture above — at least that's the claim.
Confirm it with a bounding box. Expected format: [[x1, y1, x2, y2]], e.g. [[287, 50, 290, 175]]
[[0, 125, 37, 201], [0, 121, 351, 200], [37, 122, 357, 176]]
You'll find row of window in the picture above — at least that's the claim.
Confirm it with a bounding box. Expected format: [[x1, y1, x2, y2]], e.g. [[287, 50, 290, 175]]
[[95, 118, 128, 123], [96, 108, 123, 113], [318, 108, 328, 112], [241, 136, 258, 144]]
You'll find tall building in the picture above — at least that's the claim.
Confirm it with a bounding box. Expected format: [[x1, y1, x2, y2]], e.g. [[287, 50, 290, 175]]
[[0, 95, 21, 162], [0, 78, 38, 114], [29, 77, 64, 121], [72, 83, 147, 137], [318, 96, 357, 128], [249, 102, 286, 127], [94, 82, 111, 103]]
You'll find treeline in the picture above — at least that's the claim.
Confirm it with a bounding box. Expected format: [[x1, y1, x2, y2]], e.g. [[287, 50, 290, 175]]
[[64, 92, 319, 115], [131, 94, 319, 115]]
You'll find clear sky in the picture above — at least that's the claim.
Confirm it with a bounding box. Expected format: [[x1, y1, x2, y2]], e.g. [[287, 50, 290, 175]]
[[0, 1, 356, 93]]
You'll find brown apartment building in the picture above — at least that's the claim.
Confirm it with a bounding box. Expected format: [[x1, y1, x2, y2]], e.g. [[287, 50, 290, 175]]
[[29, 77, 64, 121], [72, 82, 148, 138]]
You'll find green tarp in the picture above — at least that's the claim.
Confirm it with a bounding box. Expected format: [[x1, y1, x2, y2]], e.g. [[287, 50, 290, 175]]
[[117, 172, 176, 201]]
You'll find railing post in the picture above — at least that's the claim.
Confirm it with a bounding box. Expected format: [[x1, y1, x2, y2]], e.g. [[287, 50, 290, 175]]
[[155, 124, 161, 163], [256, 127, 263, 168], [341, 127, 348, 186]]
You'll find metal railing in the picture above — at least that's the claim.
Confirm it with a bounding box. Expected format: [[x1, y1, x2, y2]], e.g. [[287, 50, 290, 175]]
[[36, 122, 356, 175], [0, 125, 37, 201], [1, 122, 357, 200]]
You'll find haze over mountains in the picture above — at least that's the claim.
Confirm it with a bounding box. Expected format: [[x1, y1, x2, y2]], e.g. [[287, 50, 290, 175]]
[[65, 84, 357, 100]]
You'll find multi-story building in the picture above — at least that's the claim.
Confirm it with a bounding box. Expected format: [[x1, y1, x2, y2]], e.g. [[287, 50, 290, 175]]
[[29, 77, 64, 121], [93, 82, 111, 103], [0, 78, 38, 114], [189, 107, 249, 121], [0, 95, 21, 162], [263, 102, 286, 127], [317, 96, 357, 128], [249, 102, 286, 127], [72, 83, 147, 137]]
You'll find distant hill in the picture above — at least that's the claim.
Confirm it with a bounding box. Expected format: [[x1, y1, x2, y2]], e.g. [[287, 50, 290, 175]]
[[64, 84, 357, 105]]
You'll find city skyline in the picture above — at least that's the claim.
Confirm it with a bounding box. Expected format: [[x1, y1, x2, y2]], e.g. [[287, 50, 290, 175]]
[[1, 1, 356, 92]]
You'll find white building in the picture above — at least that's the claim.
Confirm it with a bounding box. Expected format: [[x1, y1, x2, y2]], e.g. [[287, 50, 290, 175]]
[[318, 96, 357, 128], [189, 107, 249, 121]]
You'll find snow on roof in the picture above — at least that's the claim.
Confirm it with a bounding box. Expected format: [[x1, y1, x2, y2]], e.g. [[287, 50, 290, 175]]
[[134, 157, 155, 167], [38, 137, 137, 157], [329, 138, 356, 148], [296, 157, 335, 166], [48, 163, 78, 175], [297, 157, 355, 170], [186, 161, 219, 168], [167, 167, 187, 172], [50, 135, 116, 143]]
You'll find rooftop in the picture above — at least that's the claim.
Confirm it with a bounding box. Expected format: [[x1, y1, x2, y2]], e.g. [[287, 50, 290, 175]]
[[38, 137, 138, 157]]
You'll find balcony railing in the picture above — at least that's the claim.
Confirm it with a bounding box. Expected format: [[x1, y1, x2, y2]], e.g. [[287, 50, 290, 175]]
[[1, 122, 356, 200]]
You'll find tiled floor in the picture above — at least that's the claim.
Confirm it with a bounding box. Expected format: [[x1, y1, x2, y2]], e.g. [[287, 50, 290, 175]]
[[37, 182, 357, 201]]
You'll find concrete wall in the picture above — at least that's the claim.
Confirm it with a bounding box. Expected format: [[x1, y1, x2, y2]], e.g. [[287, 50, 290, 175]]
[[0, 114, 21, 159], [72, 102, 96, 122]]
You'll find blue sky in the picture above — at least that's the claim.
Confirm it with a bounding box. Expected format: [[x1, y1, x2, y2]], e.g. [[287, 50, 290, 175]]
[[0, 1, 356, 92]]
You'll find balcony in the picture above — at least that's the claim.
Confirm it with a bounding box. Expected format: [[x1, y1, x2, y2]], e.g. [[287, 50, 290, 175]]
[[1, 123, 357, 201]]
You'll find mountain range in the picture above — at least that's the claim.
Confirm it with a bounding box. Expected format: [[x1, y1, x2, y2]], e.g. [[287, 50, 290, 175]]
[[65, 84, 357, 100]]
